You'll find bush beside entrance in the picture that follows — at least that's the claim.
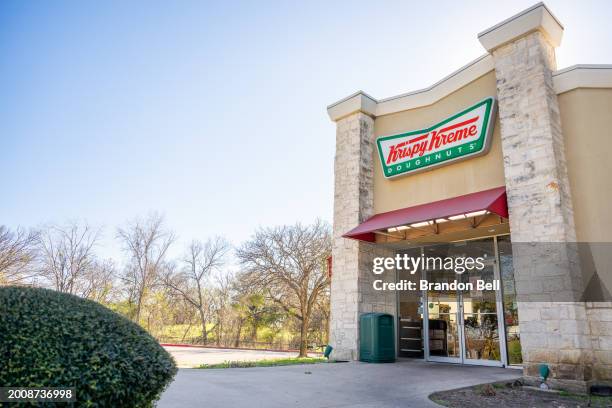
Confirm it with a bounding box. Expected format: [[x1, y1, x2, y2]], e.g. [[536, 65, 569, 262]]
[[0, 287, 177, 407]]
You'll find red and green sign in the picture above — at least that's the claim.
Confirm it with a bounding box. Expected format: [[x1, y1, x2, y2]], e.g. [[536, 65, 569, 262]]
[[377, 97, 496, 178]]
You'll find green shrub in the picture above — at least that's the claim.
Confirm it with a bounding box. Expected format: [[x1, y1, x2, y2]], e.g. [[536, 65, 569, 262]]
[[0, 287, 177, 407]]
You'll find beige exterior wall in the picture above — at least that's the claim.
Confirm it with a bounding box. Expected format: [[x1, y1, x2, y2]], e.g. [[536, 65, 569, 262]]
[[373, 71, 506, 214], [560, 88, 612, 384], [559, 88, 612, 243]]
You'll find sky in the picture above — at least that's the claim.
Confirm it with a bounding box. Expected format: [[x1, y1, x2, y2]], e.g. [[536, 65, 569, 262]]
[[1, 0, 611, 262]]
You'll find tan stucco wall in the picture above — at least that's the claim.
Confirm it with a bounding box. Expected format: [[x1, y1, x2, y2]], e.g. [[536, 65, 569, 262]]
[[372, 71, 506, 214], [559, 88, 612, 242], [560, 88, 612, 323]]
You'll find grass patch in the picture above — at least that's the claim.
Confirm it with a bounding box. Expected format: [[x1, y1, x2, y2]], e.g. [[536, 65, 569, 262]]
[[198, 357, 326, 369]]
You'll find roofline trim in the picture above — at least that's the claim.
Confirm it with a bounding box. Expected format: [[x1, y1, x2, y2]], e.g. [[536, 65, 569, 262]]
[[327, 54, 494, 121], [327, 62, 612, 122], [553, 65, 612, 94]]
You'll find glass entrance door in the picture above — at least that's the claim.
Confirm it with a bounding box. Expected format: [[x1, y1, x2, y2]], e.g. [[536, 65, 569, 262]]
[[423, 238, 506, 367], [426, 267, 462, 363], [461, 260, 504, 366]]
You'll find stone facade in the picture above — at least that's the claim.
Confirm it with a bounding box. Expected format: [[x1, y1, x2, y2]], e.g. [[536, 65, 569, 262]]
[[491, 31, 591, 391], [588, 302, 612, 384], [492, 31, 575, 244], [329, 112, 396, 360]]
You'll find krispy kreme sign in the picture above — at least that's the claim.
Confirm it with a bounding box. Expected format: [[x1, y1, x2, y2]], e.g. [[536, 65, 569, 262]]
[[377, 97, 496, 178]]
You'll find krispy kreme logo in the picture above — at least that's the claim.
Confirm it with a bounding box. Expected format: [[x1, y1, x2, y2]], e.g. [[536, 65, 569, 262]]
[[377, 97, 496, 178]]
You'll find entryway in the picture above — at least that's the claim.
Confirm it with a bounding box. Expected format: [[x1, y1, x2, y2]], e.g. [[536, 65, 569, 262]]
[[397, 235, 521, 367]]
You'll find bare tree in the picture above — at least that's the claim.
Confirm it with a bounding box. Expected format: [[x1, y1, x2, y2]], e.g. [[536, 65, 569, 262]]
[[163, 238, 229, 344], [117, 214, 174, 323], [37, 222, 100, 294], [236, 219, 331, 357], [0, 226, 39, 285], [80, 258, 116, 303], [211, 270, 236, 346]]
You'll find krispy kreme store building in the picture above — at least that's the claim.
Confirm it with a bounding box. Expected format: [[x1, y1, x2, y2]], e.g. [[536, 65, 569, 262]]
[[327, 3, 612, 392]]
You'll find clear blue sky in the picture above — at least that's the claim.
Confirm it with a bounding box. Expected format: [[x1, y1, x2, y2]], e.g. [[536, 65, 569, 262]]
[[2, 0, 611, 260]]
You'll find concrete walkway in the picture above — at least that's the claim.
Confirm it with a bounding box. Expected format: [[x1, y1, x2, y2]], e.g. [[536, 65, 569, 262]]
[[158, 359, 521, 407]]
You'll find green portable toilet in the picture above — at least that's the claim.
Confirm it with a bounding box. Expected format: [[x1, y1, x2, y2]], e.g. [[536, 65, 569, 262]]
[[359, 313, 395, 363]]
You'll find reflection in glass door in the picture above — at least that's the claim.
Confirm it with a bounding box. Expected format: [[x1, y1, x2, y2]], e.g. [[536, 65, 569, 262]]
[[423, 238, 506, 367], [426, 268, 461, 362], [462, 262, 503, 365]]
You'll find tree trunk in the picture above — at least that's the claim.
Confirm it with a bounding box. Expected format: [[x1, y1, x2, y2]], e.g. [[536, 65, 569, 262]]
[[199, 309, 208, 345], [298, 316, 309, 357], [135, 295, 143, 323], [181, 322, 193, 342], [135, 282, 146, 324], [234, 318, 243, 348]]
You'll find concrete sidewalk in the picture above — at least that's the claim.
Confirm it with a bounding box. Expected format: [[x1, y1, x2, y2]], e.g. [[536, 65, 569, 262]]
[[158, 359, 521, 407]]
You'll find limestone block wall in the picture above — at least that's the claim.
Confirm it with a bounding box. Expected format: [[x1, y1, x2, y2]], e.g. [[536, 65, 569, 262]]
[[358, 244, 396, 316], [587, 303, 612, 383], [493, 32, 575, 243], [329, 112, 371, 360], [492, 31, 591, 391], [329, 111, 397, 360]]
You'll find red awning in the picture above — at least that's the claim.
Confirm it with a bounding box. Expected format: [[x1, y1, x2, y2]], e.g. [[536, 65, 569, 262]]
[[343, 186, 508, 242]]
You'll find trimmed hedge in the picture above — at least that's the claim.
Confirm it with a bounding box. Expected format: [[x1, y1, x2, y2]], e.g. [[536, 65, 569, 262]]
[[0, 287, 177, 407]]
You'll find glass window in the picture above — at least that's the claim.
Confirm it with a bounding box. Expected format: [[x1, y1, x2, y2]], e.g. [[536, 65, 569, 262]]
[[497, 235, 522, 365]]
